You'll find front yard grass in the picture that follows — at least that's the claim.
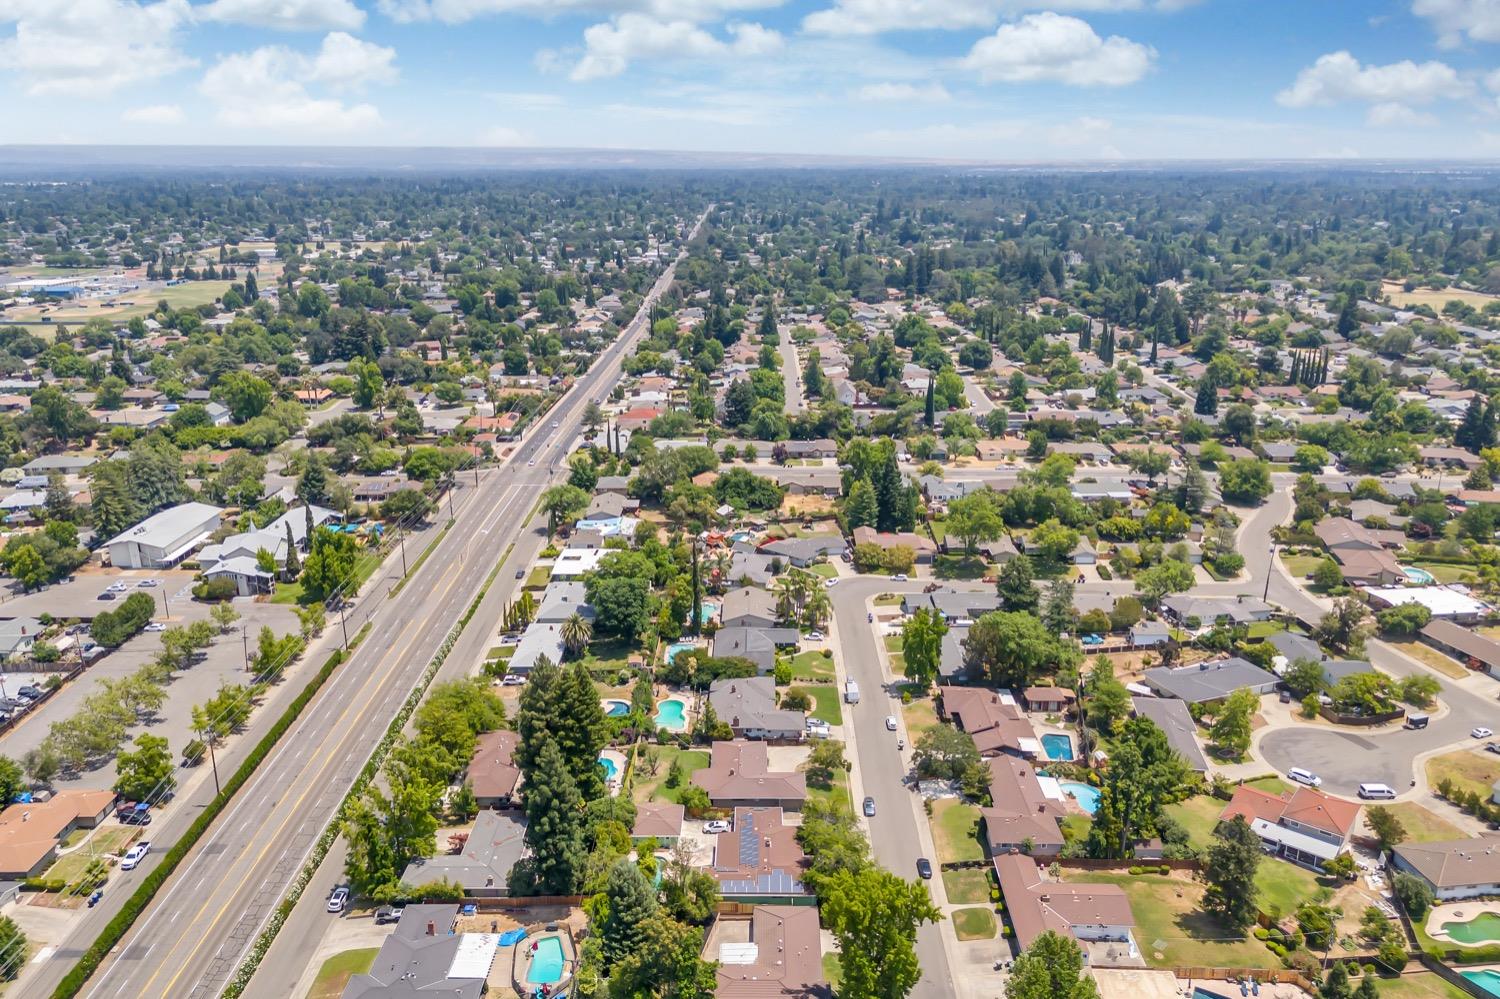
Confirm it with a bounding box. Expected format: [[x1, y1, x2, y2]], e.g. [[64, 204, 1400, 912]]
[[952, 907, 997, 941], [309, 948, 380, 999], [942, 867, 992, 904], [1057, 870, 1275, 969], [934, 555, 990, 580], [1380, 802, 1465, 843], [633, 747, 710, 805], [1280, 554, 1324, 579], [524, 564, 552, 589], [1389, 639, 1472, 680], [1426, 749, 1500, 801], [44, 826, 137, 885], [791, 685, 843, 726], [808, 563, 839, 579], [931, 798, 985, 865], [901, 696, 939, 741], [822, 953, 842, 991], [785, 650, 835, 681]]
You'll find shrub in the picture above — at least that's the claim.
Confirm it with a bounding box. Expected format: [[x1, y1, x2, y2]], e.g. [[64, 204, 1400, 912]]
[[1253, 927, 1270, 940], [990, 888, 1000, 902], [1128, 866, 1143, 875], [192, 578, 238, 602], [821, 648, 832, 658], [1158, 864, 1170, 875], [1096, 565, 1113, 580]]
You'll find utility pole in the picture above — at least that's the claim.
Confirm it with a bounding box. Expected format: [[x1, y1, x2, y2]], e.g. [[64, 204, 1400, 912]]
[[158, 587, 168, 620], [400, 530, 408, 576], [241, 626, 250, 672], [339, 600, 349, 650], [200, 727, 220, 796], [1262, 541, 1277, 603]]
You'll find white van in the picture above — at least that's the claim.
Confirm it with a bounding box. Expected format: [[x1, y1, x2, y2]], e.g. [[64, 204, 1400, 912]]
[[1288, 767, 1322, 787], [1358, 782, 1396, 800]]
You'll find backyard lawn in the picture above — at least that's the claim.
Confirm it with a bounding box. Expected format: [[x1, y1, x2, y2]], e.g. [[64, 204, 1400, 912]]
[[942, 868, 992, 904], [931, 799, 985, 865], [790, 685, 843, 726], [1426, 750, 1500, 800], [1390, 640, 1471, 680], [309, 948, 379, 999], [785, 650, 835, 681], [1164, 795, 1225, 851], [1380, 802, 1465, 843], [1406, 561, 1477, 585], [1255, 858, 1320, 919], [633, 747, 710, 805], [1371, 972, 1473, 999], [579, 638, 638, 673], [1058, 870, 1275, 969], [952, 907, 997, 941], [822, 953, 842, 991]]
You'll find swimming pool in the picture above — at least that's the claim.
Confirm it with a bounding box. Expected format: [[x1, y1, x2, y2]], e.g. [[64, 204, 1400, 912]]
[[1402, 565, 1437, 585], [526, 935, 567, 985], [1060, 781, 1101, 815], [699, 602, 718, 624], [599, 755, 620, 781], [1462, 969, 1500, 998], [655, 698, 687, 731], [1041, 734, 1074, 761], [665, 642, 696, 664], [602, 699, 630, 717], [1444, 912, 1500, 945]]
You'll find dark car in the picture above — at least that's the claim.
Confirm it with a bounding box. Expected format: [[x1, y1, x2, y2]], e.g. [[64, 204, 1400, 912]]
[[1486, 742, 1500, 756], [97, 592, 116, 601], [915, 858, 932, 879], [515, 569, 525, 579], [862, 797, 875, 817], [16, 686, 40, 700]]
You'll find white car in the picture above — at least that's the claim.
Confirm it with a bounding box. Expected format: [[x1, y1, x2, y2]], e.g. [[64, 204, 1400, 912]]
[[551, 420, 560, 428], [327, 886, 350, 913], [501, 674, 526, 686], [136, 579, 159, 588], [1288, 767, 1322, 787], [1474, 727, 1494, 739], [144, 623, 166, 633], [120, 841, 151, 871], [889, 573, 908, 582], [527, 458, 536, 466], [884, 715, 898, 731], [823, 577, 838, 587], [703, 820, 731, 834], [806, 630, 824, 641]]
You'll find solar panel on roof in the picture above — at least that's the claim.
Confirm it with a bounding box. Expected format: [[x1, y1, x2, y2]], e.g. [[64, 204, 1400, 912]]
[[738, 811, 758, 866]]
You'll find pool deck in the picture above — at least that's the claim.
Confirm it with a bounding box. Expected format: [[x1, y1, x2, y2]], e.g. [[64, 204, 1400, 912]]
[[600, 749, 628, 797], [653, 693, 694, 733], [1427, 901, 1500, 947], [508, 928, 578, 998]]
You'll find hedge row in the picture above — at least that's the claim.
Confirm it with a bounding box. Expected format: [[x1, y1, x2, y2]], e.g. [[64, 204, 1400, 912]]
[[51, 635, 358, 999], [221, 559, 506, 998]]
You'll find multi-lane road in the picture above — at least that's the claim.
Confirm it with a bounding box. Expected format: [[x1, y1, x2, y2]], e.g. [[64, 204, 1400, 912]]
[[34, 208, 711, 999]]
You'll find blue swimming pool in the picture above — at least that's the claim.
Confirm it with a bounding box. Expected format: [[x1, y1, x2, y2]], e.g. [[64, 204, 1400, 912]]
[[1402, 566, 1437, 585], [1463, 969, 1500, 998], [655, 698, 687, 731], [599, 756, 620, 781], [1041, 734, 1074, 761], [603, 699, 630, 717], [526, 935, 566, 985], [699, 602, 718, 624], [1060, 781, 1101, 815], [665, 642, 696, 664]]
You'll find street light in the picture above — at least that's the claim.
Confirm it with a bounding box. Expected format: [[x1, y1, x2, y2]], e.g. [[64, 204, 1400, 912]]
[[1262, 540, 1277, 603]]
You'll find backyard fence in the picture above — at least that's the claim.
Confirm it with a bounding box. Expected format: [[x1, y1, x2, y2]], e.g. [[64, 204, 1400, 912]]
[[1318, 705, 1406, 726], [1419, 953, 1493, 999], [1172, 967, 1319, 992]]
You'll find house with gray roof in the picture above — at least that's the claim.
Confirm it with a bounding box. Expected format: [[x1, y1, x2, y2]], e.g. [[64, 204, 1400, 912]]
[[1142, 657, 1279, 705], [1159, 595, 1272, 630], [1130, 697, 1208, 772], [711, 627, 798, 674], [534, 581, 595, 623], [901, 588, 1001, 624], [342, 905, 495, 999], [510, 621, 566, 673], [398, 810, 527, 896], [720, 586, 779, 630], [709, 676, 805, 741], [757, 535, 844, 568]]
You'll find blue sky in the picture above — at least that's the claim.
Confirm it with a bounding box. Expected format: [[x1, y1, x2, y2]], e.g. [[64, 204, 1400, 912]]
[[7, 0, 1500, 159]]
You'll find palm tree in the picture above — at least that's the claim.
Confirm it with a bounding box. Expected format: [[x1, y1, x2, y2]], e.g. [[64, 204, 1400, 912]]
[[561, 613, 592, 658], [802, 588, 832, 630]]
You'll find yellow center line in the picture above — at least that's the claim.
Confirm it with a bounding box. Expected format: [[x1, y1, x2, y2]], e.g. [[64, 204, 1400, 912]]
[[130, 481, 525, 998]]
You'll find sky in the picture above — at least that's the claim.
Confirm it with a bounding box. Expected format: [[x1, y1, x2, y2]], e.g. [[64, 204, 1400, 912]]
[[9, 0, 1500, 160]]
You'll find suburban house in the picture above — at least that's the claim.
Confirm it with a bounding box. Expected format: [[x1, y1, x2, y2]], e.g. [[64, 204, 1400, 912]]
[[695, 741, 807, 810], [1419, 619, 1500, 677], [1219, 785, 1360, 870], [106, 501, 223, 570], [632, 802, 684, 845], [1159, 595, 1273, 630], [398, 810, 527, 895], [197, 503, 338, 595], [0, 617, 42, 663], [712, 905, 825, 999], [0, 789, 117, 879], [851, 526, 938, 563], [1130, 697, 1209, 772], [1142, 657, 1279, 705], [533, 581, 596, 624], [341, 905, 498, 999], [1021, 687, 1075, 713], [901, 588, 1002, 624], [709, 807, 810, 900], [980, 755, 1068, 858], [1391, 837, 1500, 901], [711, 627, 799, 674], [550, 547, 607, 579], [509, 622, 566, 674], [1129, 622, 1171, 647], [756, 535, 844, 568], [992, 854, 1138, 964], [1313, 517, 1406, 586], [708, 677, 806, 741], [937, 686, 1041, 757], [466, 730, 521, 808], [719, 586, 780, 630]]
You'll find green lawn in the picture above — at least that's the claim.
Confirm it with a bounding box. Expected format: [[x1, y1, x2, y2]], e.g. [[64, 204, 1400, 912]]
[[1058, 870, 1276, 969], [44, 826, 137, 885], [873, 594, 903, 606], [806, 755, 854, 817], [952, 907, 997, 941], [1244, 775, 1292, 795], [633, 747, 710, 805], [1407, 561, 1477, 585], [1246, 620, 1290, 639], [942, 868, 992, 904], [524, 565, 552, 589], [1380, 802, 1465, 843], [579, 638, 638, 673], [791, 685, 843, 725], [1280, 554, 1324, 579], [933, 555, 990, 580], [931, 799, 985, 865], [902, 696, 939, 740], [822, 953, 842, 991], [808, 563, 839, 579], [1164, 795, 1226, 851], [1061, 814, 1093, 847], [785, 650, 835, 681], [1254, 857, 1320, 919], [1372, 973, 1474, 999], [309, 948, 379, 999]]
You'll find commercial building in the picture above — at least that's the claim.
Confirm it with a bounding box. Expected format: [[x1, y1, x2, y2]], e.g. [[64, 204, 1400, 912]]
[[106, 501, 223, 570]]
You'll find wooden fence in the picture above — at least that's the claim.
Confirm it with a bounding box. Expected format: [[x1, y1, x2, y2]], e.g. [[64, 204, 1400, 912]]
[[1172, 967, 1319, 992], [1419, 954, 1493, 999]]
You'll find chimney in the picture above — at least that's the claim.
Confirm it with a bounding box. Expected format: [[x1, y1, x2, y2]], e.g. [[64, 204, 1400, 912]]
[[426, 921, 436, 936]]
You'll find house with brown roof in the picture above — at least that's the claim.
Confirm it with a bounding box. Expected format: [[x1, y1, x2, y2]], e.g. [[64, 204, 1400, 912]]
[[709, 807, 809, 899], [1021, 687, 1075, 713], [294, 387, 333, 405], [1219, 785, 1360, 870], [993, 854, 1137, 963], [850, 525, 937, 562], [0, 789, 117, 879], [1391, 837, 1500, 900], [711, 905, 825, 999], [695, 741, 807, 810], [980, 756, 1068, 858], [937, 686, 1041, 758], [1420, 618, 1500, 678], [632, 802, 684, 845], [466, 730, 520, 808]]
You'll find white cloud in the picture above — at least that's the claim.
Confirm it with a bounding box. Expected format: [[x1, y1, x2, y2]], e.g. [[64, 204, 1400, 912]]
[[570, 13, 781, 80], [0, 0, 196, 96], [957, 13, 1154, 86], [490, 91, 565, 111], [1276, 51, 1468, 108], [1366, 102, 1438, 126], [803, 0, 1193, 36], [378, 0, 784, 24], [1412, 0, 1500, 48], [477, 125, 533, 145], [122, 103, 185, 124], [200, 32, 394, 132], [197, 0, 365, 31], [855, 81, 951, 102]]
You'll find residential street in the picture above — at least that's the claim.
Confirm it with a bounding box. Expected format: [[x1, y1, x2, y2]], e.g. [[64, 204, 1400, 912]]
[[780, 336, 805, 414]]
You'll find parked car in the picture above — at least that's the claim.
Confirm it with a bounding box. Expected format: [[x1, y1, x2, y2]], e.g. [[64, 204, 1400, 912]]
[[501, 674, 525, 686], [1486, 742, 1500, 756], [1474, 727, 1495, 739], [515, 569, 525, 579], [136, 579, 159, 588], [703, 820, 731, 834], [915, 858, 933, 879], [889, 573, 908, 582], [823, 577, 837, 587], [862, 797, 876, 817], [374, 905, 405, 925], [1288, 767, 1322, 787], [884, 716, 898, 731], [120, 841, 151, 871], [806, 630, 823, 641], [16, 686, 40, 701], [117, 803, 151, 825], [327, 886, 350, 913], [96, 592, 116, 601], [144, 623, 166, 632]]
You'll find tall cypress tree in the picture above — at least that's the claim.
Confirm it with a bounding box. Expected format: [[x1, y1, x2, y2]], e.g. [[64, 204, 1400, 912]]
[[600, 859, 658, 963], [1194, 380, 1219, 416], [520, 737, 588, 895], [923, 378, 936, 427]]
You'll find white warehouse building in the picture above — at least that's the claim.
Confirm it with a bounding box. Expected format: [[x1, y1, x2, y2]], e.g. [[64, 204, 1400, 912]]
[[106, 502, 223, 570]]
